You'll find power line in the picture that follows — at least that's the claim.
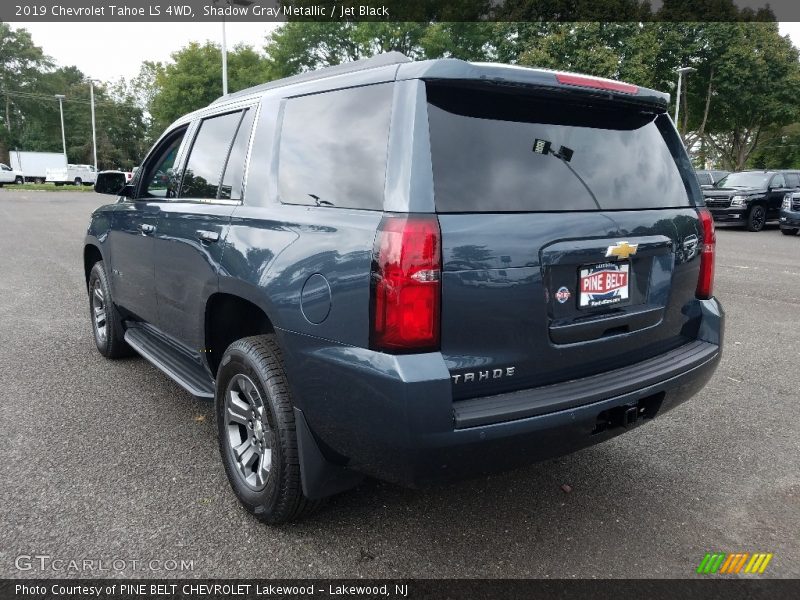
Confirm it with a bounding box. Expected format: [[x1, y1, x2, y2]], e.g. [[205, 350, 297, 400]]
[[0, 88, 138, 109]]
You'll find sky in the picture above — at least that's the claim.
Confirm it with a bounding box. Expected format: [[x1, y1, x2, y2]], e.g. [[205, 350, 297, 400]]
[[12, 22, 281, 82], [11, 21, 800, 84]]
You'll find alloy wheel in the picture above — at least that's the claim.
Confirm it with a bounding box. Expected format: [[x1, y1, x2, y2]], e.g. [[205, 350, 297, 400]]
[[90, 280, 107, 344], [751, 206, 765, 230], [224, 374, 273, 490]]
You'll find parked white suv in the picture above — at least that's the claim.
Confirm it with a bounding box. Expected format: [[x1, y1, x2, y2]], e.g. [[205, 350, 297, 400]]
[[46, 164, 97, 186], [0, 163, 25, 185]]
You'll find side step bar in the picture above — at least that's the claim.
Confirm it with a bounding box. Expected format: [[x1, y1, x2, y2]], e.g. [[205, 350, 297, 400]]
[[124, 325, 215, 399]]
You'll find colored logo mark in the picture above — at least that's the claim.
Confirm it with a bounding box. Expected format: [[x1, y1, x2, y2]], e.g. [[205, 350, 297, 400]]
[[696, 552, 773, 574]]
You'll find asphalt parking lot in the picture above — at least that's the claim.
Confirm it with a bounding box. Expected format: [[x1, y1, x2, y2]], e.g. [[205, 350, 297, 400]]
[[1, 190, 798, 579]]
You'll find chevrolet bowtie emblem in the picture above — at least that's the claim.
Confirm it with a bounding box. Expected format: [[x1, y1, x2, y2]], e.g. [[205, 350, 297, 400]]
[[605, 241, 639, 260]]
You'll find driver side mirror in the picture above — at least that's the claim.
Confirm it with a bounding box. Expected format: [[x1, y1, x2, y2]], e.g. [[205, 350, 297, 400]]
[[94, 171, 130, 196]]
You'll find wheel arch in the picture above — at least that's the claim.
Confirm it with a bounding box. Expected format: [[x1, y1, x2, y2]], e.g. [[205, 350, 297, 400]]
[[83, 244, 104, 291], [204, 291, 275, 376]]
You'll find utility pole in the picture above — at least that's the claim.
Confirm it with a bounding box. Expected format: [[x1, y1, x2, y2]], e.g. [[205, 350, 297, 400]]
[[55, 94, 67, 161], [222, 14, 228, 96], [218, 0, 255, 96], [674, 66, 696, 130], [89, 80, 99, 171]]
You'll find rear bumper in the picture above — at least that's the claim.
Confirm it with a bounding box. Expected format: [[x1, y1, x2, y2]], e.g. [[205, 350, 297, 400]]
[[278, 298, 724, 488], [779, 210, 800, 228]]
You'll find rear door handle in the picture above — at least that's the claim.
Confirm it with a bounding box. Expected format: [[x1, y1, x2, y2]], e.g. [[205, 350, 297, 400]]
[[138, 223, 156, 235], [197, 230, 220, 243]]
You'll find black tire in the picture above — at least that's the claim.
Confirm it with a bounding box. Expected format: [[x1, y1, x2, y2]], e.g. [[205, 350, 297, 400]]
[[746, 205, 766, 232], [74, 178, 82, 186], [781, 228, 798, 236], [14, 176, 23, 185], [215, 335, 319, 524], [87, 261, 132, 358]]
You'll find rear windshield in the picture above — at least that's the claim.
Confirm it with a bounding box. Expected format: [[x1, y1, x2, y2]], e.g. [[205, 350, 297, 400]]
[[426, 83, 696, 212]]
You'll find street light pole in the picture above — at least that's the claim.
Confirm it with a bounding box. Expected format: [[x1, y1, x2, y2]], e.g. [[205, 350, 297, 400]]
[[89, 80, 98, 171], [221, 15, 228, 96], [55, 94, 67, 161], [674, 66, 696, 130], [218, 0, 254, 96]]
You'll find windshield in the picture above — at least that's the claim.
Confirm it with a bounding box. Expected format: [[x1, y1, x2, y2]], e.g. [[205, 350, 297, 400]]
[[715, 172, 770, 189], [426, 83, 696, 212]]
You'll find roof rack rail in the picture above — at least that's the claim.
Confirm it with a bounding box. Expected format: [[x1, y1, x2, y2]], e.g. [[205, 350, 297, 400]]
[[212, 51, 412, 105]]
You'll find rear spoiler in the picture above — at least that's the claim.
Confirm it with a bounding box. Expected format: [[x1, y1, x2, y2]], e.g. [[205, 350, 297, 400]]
[[397, 59, 670, 111]]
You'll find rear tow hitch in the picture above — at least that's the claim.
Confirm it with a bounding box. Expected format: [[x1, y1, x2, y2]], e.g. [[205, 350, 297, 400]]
[[592, 392, 664, 435]]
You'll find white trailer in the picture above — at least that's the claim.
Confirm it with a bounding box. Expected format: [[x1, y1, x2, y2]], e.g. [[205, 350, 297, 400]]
[[9, 151, 68, 183]]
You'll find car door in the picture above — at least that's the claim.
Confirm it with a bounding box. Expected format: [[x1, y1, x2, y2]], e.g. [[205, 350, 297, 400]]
[[152, 107, 256, 353], [767, 173, 789, 218], [106, 127, 188, 324]]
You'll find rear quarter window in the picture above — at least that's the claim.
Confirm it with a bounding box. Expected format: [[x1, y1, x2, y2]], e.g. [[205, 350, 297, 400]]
[[696, 173, 712, 185], [277, 83, 393, 211], [181, 110, 244, 200], [427, 83, 695, 213]]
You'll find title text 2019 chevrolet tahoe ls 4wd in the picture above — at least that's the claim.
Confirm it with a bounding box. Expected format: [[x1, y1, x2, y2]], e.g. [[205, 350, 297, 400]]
[[85, 53, 723, 523]]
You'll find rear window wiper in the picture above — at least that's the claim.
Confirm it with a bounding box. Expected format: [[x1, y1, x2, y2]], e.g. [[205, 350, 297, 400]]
[[532, 138, 601, 210], [309, 194, 334, 207]]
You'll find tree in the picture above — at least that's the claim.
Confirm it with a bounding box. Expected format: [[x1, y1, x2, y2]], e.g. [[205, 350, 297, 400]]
[[508, 19, 800, 170], [701, 23, 800, 170], [0, 24, 52, 156], [149, 42, 271, 134]]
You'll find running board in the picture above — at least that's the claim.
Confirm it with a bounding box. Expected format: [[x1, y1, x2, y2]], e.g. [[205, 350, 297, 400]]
[[124, 325, 215, 399]]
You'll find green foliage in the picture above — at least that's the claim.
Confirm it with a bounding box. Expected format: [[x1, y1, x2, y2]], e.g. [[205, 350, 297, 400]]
[[5, 3, 800, 173], [149, 42, 272, 134], [0, 24, 146, 170]]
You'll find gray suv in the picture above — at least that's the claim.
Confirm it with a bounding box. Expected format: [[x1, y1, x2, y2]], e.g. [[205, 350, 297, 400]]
[[86, 53, 723, 523]]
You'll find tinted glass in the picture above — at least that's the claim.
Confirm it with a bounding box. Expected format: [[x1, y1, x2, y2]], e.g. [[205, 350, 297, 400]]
[[771, 173, 786, 188], [142, 130, 185, 199], [427, 84, 693, 212], [786, 173, 800, 188], [715, 172, 770, 188], [181, 111, 242, 199], [696, 172, 712, 185], [278, 83, 392, 210], [220, 109, 255, 201]]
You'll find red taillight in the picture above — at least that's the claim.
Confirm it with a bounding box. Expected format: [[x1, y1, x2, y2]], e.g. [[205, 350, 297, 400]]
[[696, 208, 716, 299], [370, 214, 441, 352], [555, 73, 639, 95]]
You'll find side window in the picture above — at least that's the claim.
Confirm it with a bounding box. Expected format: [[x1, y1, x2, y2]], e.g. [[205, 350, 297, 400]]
[[141, 129, 186, 199], [771, 174, 786, 188], [278, 83, 393, 210], [180, 111, 243, 200], [785, 173, 800, 188], [219, 109, 255, 201]]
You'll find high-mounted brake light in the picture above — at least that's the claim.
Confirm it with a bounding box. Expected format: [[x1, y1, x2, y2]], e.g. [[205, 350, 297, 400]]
[[370, 215, 441, 353], [696, 208, 716, 299], [556, 73, 639, 95]]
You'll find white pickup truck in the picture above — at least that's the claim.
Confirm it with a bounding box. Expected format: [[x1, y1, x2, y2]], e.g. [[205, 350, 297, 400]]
[[0, 163, 25, 185], [46, 164, 98, 186]]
